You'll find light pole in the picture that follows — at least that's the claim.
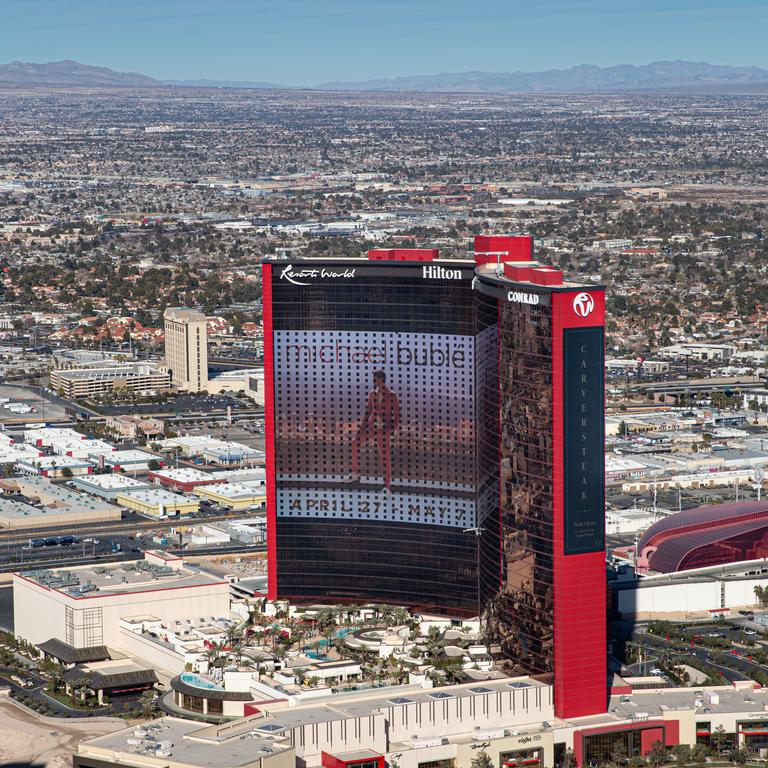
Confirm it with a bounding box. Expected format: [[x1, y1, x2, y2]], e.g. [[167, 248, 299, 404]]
[[464, 526, 485, 632]]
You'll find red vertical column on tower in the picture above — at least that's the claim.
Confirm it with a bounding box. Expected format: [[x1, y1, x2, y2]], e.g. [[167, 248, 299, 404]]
[[261, 263, 278, 600], [551, 288, 607, 718]]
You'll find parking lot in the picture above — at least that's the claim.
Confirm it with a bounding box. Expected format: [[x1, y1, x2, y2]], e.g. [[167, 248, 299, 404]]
[[0, 383, 68, 424], [97, 391, 257, 416]]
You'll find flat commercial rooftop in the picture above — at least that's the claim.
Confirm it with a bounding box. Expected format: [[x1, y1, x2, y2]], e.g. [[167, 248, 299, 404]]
[[77, 716, 292, 768], [74, 474, 150, 492], [104, 449, 159, 464], [260, 676, 548, 723], [196, 482, 264, 499], [17, 454, 93, 469], [150, 467, 218, 482], [607, 685, 768, 720], [121, 488, 194, 504], [0, 476, 120, 527], [16, 556, 226, 598]]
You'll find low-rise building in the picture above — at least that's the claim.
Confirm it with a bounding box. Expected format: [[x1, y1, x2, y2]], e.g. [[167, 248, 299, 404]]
[[100, 449, 163, 473], [0, 475, 121, 529], [15, 454, 94, 478], [75, 716, 295, 768], [614, 558, 768, 620], [71, 473, 152, 501], [13, 552, 230, 648], [23, 426, 86, 448], [74, 679, 768, 768], [50, 362, 172, 399], [194, 482, 266, 510], [117, 488, 199, 518], [161, 435, 265, 466], [211, 467, 266, 486], [0, 442, 44, 465], [206, 368, 264, 404], [51, 437, 115, 460], [147, 467, 227, 493], [105, 413, 165, 440]]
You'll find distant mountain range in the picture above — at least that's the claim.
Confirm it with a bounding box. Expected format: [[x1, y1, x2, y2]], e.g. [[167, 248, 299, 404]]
[[0, 59, 160, 87], [316, 61, 768, 93], [3, 59, 768, 93]]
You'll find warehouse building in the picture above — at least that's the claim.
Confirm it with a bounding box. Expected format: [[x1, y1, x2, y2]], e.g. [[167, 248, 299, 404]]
[[23, 426, 86, 448], [211, 467, 266, 486], [161, 435, 265, 466], [117, 488, 199, 518], [0, 476, 120, 529], [193, 482, 266, 510], [0, 442, 44, 465], [16, 454, 94, 477], [614, 559, 768, 620], [206, 368, 264, 404], [99, 449, 162, 473], [71, 473, 151, 501], [147, 467, 226, 493]]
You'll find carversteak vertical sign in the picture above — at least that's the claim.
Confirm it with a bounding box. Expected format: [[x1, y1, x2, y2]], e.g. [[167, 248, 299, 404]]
[[563, 327, 605, 555]]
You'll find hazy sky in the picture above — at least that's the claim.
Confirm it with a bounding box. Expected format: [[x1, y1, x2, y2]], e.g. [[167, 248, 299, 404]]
[[2, 0, 767, 85]]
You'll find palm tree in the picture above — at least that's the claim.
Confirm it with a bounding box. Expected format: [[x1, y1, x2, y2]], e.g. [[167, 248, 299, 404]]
[[225, 622, 245, 649], [139, 689, 158, 719], [40, 658, 65, 692], [443, 660, 464, 684], [73, 673, 93, 704], [316, 607, 335, 632], [204, 646, 220, 671], [391, 607, 410, 627]]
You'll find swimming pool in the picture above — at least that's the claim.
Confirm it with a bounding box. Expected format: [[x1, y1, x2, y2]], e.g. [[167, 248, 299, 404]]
[[180, 672, 223, 690], [305, 628, 351, 660]]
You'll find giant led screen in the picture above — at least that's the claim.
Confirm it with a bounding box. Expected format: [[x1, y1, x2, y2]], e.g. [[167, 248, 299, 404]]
[[274, 329, 477, 529]]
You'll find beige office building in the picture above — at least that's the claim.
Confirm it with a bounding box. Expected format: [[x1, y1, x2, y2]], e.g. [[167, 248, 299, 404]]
[[164, 307, 209, 392]]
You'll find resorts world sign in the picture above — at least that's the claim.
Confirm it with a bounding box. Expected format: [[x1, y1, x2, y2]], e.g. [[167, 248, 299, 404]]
[[279, 264, 356, 286]]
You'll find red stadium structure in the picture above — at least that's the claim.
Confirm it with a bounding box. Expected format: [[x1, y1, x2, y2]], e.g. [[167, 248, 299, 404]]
[[637, 500, 768, 573]]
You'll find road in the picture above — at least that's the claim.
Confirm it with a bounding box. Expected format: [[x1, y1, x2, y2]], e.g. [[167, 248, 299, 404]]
[[630, 623, 768, 684], [0, 541, 266, 574], [0, 506, 264, 544]]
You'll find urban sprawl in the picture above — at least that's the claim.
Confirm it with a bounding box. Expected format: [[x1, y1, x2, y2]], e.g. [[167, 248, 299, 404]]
[[1, 87, 768, 768]]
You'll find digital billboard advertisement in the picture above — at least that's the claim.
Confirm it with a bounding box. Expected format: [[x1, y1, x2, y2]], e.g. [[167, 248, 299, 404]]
[[274, 329, 477, 529]]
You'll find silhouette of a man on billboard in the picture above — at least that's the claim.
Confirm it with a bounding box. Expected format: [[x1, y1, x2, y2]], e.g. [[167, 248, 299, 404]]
[[348, 370, 400, 492]]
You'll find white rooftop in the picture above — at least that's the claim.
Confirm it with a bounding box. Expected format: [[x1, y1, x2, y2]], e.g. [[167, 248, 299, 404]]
[[210, 467, 266, 483], [104, 449, 159, 464], [17, 455, 93, 469], [197, 482, 264, 499], [76, 474, 150, 491], [120, 488, 195, 505], [24, 427, 85, 444], [150, 467, 217, 482]]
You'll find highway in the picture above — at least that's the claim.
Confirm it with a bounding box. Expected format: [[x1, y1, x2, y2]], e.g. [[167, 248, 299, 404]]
[[0, 508, 263, 545], [0, 542, 267, 574], [0, 508, 266, 571]]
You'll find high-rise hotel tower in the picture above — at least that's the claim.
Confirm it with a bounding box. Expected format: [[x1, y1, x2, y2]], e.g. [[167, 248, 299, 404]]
[[262, 236, 606, 718]]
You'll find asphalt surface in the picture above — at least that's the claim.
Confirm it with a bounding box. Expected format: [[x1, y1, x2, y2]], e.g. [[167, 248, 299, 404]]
[[628, 619, 768, 684]]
